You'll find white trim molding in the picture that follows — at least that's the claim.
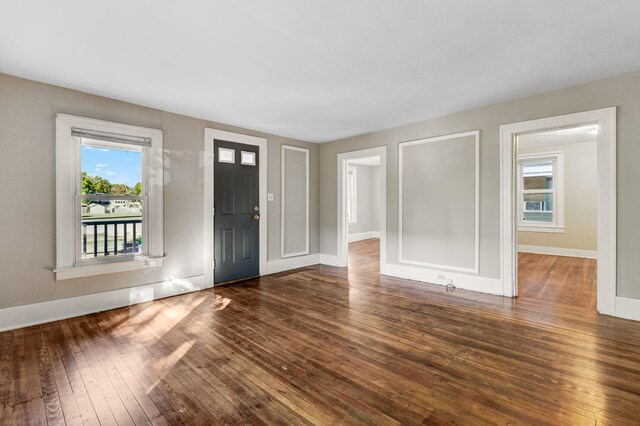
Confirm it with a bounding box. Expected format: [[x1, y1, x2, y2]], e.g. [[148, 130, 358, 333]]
[[0, 275, 206, 332], [55, 256, 165, 280], [398, 130, 480, 274], [266, 254, 319, 275], [518, 245, 597, 259], [500, 107, 617, 316], [204, 128, 268, 288], [383, 263, 503, 296], [518, 226, 565, 234], [337, 147, 387, 268], [348, 231, 380, 243], [281, 145, 310, 258]]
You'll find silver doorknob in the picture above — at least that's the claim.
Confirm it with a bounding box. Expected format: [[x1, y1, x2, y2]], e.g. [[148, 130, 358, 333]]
[[253, 214, 260, 221]]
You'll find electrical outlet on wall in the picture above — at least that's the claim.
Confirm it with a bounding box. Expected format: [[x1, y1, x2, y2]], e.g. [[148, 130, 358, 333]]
[[268, 193, 274, 202], [436, 274, 453, 286]]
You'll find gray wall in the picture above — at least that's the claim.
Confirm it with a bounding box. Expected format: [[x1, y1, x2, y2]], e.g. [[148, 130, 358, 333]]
[[318, 70, 640, 300], [0, 73, 318, 309], [347, 164, 381, 235], [401, 135, 476, 270]]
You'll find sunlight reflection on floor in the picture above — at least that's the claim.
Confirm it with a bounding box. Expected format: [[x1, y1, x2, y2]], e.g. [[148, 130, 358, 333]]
[[147, 339, 197, 393], [213, 294, 232, 311]]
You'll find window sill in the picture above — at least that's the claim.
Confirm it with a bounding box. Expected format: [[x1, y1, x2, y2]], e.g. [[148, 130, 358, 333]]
[[54, 257, 165, 281], [518, 226, 565, 234]]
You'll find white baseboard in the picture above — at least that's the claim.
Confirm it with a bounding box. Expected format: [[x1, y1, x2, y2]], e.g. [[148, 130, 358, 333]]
[[0, 275, 206, 332], [383, 263, 503, 296], [319, 254, 342, 267], [348, 231, 380, 243], [265, 254, 320, 274], [518, 245, 597, 259], [3, 268, 636, 333], [615, 297, 640, 321]]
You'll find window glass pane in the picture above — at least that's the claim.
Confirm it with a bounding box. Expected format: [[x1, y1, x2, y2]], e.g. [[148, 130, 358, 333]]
[[81, 199, 143, 259], [81, 140, 143, 195], [522, 193, 553, 223], [523, 160, 553, 189], [218, 147, 235, 163], [240, 151, 256, 166], [81, 139, 144, 260], [346, 169, 356, 223], [523, 175, 553, 190]]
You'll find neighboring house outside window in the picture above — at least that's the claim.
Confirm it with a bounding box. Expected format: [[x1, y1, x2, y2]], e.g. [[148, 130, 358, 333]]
[[346, 166, 357, 224], [55, 114, 164, 280], [518, 152, 565, 233]]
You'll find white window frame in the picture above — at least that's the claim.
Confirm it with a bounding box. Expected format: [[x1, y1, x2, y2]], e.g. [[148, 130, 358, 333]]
[[346, 165, 358, 224], [55, 114, 164, 280], [517, 152, 565, 233]]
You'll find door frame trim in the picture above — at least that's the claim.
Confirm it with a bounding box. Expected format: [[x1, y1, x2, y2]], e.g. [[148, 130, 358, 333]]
[[204, 128, 267, 288], [499, 107, 617, 315], [336, 146, 387, 270]]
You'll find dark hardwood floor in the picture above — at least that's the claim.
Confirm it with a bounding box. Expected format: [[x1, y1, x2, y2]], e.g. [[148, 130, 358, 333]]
[[1, 239, 639, 424], [518, 252, 597, 311]]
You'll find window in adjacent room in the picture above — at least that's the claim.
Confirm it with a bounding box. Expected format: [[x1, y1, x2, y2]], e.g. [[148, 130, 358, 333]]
[[517, 153, 564, 232], [346, 166, 357, 224]]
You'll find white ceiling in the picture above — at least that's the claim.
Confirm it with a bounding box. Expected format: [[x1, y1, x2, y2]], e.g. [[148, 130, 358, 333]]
[[1, 1, 640, 143]]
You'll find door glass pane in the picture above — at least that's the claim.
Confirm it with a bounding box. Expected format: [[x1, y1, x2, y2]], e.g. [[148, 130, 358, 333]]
[[522, 193, 553, 223], [218, 147, 235, 163], [81, 199, 143, 259], [240, 151, 256, 166]]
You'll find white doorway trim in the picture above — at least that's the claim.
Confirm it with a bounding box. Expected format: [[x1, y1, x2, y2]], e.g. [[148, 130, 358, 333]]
[[337, 146, 387, 271], [204, 128, 268, 288], [499, 107, 617, 315]]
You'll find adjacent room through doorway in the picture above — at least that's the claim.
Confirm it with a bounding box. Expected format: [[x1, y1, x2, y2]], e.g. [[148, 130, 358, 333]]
[[516, 125, 598, 310], [345, 156, 382, 271]]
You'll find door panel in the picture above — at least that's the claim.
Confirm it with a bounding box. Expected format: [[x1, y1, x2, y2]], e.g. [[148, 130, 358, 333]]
[[241, 226, 253, 261], [240, 173, 253, 214], [221, 172, 235, 215], [214, 140, 260, 283], [221, 227, 234, 265]]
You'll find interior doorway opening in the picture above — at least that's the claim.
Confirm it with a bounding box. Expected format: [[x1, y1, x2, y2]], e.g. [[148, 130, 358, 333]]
[[500, 108, 616, 315], [345, 156, 382, 270], [515, 125, 598, 310], [336, 146, 387, 272]]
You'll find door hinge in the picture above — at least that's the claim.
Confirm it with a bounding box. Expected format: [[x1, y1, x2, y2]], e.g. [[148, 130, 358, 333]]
[[213, 260, 216, 269], [213, 206, 216, 215]]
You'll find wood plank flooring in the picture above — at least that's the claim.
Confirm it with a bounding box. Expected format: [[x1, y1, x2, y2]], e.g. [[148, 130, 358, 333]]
[[518, 252, 597, 310], [1, 239, 639, 424]]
